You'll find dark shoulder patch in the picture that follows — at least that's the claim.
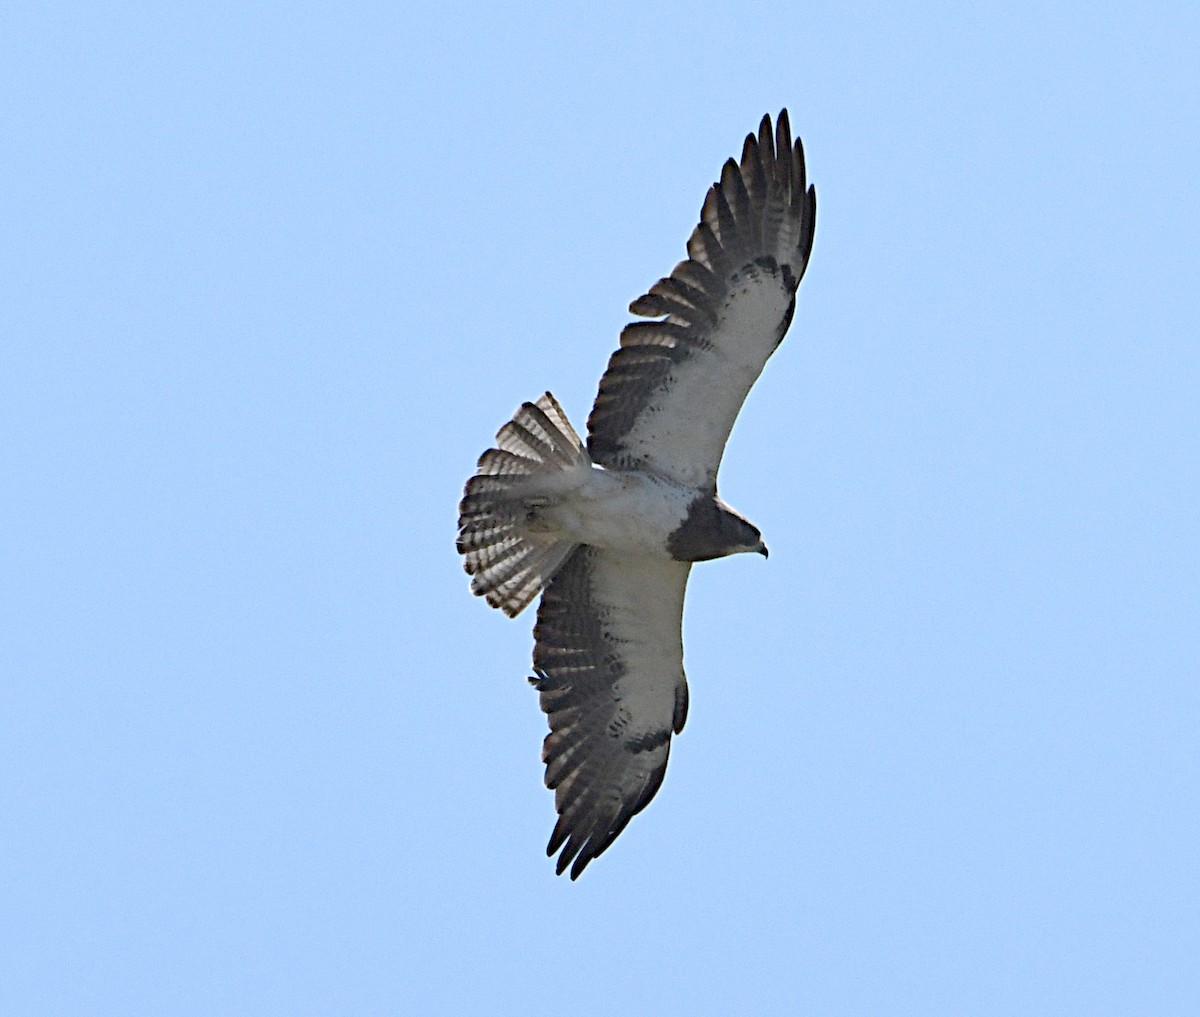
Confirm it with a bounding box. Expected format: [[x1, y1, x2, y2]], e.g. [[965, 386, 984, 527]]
[[667, 493, 725, 562]]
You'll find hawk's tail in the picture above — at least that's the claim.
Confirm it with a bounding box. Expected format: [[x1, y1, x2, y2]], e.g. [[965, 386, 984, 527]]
[[457, 392, 589, 618]]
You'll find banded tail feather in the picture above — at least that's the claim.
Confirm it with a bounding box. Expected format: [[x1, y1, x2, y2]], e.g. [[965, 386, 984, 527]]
[[457, 392, 590, 617]]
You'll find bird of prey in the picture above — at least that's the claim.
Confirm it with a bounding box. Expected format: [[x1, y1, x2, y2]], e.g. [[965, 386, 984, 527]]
[[457, 111, 816, 879]]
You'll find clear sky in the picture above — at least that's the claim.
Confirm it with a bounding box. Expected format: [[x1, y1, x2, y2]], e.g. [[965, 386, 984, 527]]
[[3, 2, 1198, 1014]]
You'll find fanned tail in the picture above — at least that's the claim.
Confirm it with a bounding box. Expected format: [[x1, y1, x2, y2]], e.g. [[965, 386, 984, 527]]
[[457, 392, 589, 617]]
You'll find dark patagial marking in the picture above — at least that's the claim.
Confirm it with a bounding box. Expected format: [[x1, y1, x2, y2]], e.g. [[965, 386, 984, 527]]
[[673, 680, 689, 731], [625, 727, 672, 753], [774, 297, 796, 346], [667, 492, 762, 562]]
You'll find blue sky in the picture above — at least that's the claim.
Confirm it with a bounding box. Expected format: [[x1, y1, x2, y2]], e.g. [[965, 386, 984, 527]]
[[3, 2, 1198, 1014]]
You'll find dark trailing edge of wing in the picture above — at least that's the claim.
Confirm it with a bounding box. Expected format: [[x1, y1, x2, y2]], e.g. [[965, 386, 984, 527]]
[[586, 109, 817, 471]]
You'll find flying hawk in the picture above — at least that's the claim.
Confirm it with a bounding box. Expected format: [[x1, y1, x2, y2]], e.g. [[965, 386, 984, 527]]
[[457, 111, 816, 878]]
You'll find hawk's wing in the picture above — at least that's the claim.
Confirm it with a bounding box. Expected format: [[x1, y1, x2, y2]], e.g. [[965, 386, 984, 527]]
[[531, 546, 691, 879], [587, 110, 817, 488]]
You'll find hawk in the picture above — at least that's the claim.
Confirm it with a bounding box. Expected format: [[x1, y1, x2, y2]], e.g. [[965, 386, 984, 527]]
[[457, 111, 817, 878]]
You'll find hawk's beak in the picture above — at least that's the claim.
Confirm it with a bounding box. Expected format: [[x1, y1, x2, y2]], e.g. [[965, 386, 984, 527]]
[[757, 543, 769, 559]]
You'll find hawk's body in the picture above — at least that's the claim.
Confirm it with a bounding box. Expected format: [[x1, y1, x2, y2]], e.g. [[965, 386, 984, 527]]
[[457, 111, 816, 878]]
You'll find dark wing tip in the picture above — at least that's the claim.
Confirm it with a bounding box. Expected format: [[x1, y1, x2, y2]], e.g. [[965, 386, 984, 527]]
[[775, 109, 792, 164]]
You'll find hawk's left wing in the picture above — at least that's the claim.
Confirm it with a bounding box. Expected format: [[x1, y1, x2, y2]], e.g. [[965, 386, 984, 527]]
[[587, 110, 817, 488], [531, 546, 691, 879]]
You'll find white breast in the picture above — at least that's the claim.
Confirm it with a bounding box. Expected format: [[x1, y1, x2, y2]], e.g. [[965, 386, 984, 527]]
[[544, 466, 696, 557]]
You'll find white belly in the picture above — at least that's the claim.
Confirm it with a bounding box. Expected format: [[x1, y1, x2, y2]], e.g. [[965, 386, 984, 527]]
[[539, 466, 695, 556]]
